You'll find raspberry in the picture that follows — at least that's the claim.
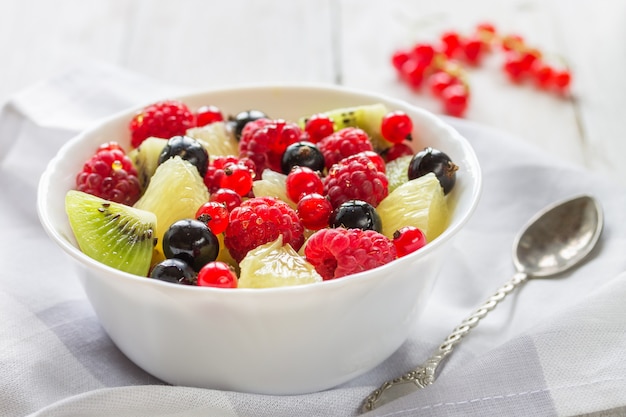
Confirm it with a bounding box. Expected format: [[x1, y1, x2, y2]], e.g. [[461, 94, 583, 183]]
[[129, 100, 195, 148], [224, 196, 305, 263], [324, 158, 389, 209], [239, 119, 303, 177], [76, 148, 141, 205], [304, 228, 397, 280], [317, 127, 374, 170], [339, 150, 386, 173]]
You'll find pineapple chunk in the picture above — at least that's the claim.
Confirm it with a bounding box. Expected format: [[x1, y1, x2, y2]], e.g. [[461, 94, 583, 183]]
[[186, 121, 239, 158], [377, 173, 449, 243], [134, 156, 209, 263], [239, 236, 322, 288]]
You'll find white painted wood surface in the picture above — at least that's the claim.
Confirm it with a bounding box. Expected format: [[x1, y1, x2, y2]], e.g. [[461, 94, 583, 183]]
[[1, 0, 624, 183]]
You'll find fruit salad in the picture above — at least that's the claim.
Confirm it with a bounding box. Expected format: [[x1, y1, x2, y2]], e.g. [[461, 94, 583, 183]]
[[65, 99, 458, 289]]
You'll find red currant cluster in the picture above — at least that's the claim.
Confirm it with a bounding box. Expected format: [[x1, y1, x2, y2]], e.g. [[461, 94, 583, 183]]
[[391, 22, 573, 117]]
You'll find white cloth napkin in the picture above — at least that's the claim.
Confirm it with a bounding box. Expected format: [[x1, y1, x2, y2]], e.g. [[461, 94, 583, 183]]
[[1, 62, 625, 417]]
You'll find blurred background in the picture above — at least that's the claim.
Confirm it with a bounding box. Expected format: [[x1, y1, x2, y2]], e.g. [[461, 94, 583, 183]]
[[1, 0, 624, 182]]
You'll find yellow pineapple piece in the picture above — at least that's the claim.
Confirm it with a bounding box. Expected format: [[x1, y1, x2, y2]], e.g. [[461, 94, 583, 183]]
[[251, 169, 297, 209], [377, 173, 449, 243], [186, 121, 239, 158], [134, 156, 209, 262], [239, 236, 322, 288]]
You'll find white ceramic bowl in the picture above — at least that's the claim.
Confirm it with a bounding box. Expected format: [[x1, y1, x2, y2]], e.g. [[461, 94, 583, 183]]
[[37, 84, 481, 395]]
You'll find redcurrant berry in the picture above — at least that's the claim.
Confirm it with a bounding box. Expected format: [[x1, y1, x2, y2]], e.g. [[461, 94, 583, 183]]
[[428, 71, 459, 98], [220, 162, 254, 196], [441, 84, 469, 117], [210, 188, 242, 212], [391, 49, 412, 71], [196, 105, 224, 127], [411, 43, 436, 66], [440, 31, 462, 58], [519, 49, 541, 72], [286, 166, 324, 203], [503, 51, 526, 82], [381, 111, 413, 144], [462, 36, 484, 65], [553, 70, 572, 92], [383, 142, 414, 162], [393, 226, 427, 257], [196, 201, 230, 235], [197, 261, 238, 288], [400, 59, 428, 89], [304, 114, 335, 143], [530, 61, 555, 89], [297, 193, 333, 230]]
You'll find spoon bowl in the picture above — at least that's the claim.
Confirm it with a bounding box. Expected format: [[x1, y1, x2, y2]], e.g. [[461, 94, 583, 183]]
[[514, 195, 603, 277], [363, 194, 604, 412]]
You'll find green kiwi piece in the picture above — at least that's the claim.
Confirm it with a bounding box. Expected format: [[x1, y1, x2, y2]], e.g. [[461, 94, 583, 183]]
[[128, 137, 169, 188], [65, 190, 157, 276], [298, 103, 393, 151]]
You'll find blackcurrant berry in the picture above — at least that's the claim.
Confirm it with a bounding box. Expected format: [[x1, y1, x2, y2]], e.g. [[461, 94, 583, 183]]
[[229, 109, 268, 140], [162, 219, 220, 271], [408, 147, 458, 195], [158, 135, 209, 177], [150, 258, 196, 285], [329, 200, 382, 233], [281, 141, 325, 174]]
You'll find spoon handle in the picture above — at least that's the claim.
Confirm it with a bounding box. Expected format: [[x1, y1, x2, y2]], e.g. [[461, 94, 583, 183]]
[[362, 271, 529, 413]]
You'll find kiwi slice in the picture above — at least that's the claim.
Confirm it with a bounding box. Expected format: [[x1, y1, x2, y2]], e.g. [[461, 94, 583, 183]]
[[65, 190, 157, 276], [128, 137, 169, 188], [298, 103, 393, 151]]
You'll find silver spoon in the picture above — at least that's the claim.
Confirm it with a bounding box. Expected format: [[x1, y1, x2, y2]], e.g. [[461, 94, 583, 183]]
[[362, 194, 603, 413]]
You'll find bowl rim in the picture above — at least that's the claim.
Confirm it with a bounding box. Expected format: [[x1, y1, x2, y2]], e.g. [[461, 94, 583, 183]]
[[37, 82, 482, 296]]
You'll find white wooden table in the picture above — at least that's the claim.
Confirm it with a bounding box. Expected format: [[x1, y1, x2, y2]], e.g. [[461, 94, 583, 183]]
[[2, 2, 626, 416], [1, 0, 625, 184]]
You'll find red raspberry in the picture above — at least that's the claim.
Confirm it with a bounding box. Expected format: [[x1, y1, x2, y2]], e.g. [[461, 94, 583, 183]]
[[76, 148, 141, 205], [224, 196, 305, 263], [129, 100, 195, 148], [304, 228, 397, 280], [338, 150, 386, 173], [239, 119, 303, 177], [317, 127, 374, 170], [324, 158, 389, 209]]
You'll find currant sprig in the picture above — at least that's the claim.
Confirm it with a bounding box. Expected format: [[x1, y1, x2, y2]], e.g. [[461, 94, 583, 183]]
[[391, 22, 573, 118]]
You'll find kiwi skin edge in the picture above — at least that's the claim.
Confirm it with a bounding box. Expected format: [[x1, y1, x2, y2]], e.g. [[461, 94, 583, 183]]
[[65, 189, 157, 277]]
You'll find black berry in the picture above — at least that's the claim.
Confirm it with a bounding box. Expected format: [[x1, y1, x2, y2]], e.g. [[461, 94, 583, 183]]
[[281, 141, 325, 174], [150, 258, 196, 285], [229, 109, 268, 140], [162, 219, 220, 271], [158, 135, 209, 177], [407, 147, 458, 194], [329, 200, 382, 233]]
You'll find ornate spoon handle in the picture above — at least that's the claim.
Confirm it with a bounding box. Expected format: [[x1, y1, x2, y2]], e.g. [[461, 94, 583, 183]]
[[362, 271, 529, 413]]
